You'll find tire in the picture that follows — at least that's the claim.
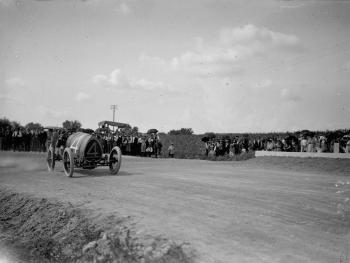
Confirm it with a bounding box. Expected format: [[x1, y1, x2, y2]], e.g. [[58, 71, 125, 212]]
[[47, 147, 55, 172], [109, 146, 122, 175], [63, 148, 74, 177]]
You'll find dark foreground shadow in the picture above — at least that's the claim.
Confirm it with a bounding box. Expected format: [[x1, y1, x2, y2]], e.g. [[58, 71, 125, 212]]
[[69, 169, 136, 178]]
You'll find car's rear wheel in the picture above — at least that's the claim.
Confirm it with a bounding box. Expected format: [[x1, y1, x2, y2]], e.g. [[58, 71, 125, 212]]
[[109, 146, 122, 175], [63, 148, 74, 177]]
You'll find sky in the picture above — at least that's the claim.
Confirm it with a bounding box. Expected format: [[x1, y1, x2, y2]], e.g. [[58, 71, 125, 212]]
[[0, 0, 349, 134]]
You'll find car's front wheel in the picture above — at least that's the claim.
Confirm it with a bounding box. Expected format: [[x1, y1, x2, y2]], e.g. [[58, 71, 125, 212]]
[[109, 146, 122, 175]]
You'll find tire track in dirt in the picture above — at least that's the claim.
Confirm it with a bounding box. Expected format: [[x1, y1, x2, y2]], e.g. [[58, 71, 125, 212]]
[[1, 151, 350, 262]]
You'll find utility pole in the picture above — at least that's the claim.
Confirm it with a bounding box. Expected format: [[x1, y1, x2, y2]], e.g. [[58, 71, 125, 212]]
[[110, 104, 117, 132]]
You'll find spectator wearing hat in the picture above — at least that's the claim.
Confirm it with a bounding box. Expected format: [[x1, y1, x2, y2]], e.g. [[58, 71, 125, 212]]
[[208, 141, 216, 157], [12, 127, 23, 151], [320, 136, 327, 153]]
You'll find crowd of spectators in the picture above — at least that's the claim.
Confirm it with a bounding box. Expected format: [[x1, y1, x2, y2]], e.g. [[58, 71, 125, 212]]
[[95, 129, 163, 158], [0, 125, 165, 158], [204, 133, 350, 157], [0, 126, 48, 152], [1, 123, 350, 158], [204, 137, 249, 157]]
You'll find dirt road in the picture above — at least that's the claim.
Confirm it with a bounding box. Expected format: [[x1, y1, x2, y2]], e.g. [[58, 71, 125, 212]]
[[0, 151, 349, 263]]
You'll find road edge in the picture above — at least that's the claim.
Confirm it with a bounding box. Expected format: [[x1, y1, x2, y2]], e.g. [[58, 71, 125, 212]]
[[0, 188, 194, 263]]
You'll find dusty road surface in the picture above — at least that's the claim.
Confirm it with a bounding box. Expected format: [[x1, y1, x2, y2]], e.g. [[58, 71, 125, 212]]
[[0, 151, 349, 263]]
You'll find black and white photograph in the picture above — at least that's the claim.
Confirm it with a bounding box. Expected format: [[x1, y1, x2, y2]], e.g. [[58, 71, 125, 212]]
[[0, 0, 349, 262]]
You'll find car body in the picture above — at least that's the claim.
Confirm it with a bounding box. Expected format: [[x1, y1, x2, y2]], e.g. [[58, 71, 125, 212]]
[[47, 121, 130, 177]]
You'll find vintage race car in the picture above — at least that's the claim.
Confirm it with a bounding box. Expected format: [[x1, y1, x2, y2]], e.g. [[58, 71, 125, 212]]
[[47, 121, 129, 177]]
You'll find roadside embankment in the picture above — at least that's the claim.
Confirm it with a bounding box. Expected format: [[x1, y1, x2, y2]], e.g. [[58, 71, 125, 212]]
[[0, 189, 193, 263]]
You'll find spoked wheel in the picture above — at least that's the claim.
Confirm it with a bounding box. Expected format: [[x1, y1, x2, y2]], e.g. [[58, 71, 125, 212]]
[[47, 147, 55, 172], [63, 148, 74, 177], [109, 146, 122, 175]]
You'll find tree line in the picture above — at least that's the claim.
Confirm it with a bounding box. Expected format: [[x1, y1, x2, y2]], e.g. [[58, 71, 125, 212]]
[[0, 118, 83, 131], [0, 117, 195, 135]]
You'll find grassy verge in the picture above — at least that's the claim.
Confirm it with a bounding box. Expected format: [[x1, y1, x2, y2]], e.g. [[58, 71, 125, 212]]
[[158, 134, 255, 161]]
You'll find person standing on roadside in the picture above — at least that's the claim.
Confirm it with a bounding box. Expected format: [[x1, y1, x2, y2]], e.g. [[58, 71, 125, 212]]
[[12, 127, 22, 151], [140, 137, 146, 156], [46, 128, 52, 152], [204, 141, 209, 156], [47, 128, 59, 164], [38, 129, 47, 152], [300, 136, 307, 152], [0, 127, 4, 151], [23, 128, 31, 151], [346, 139, 350, 153], [168, 143, 175, 158], [306, 136, 313, 152], [46, 128, 59, 152], [4, 127, 11, 150]]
